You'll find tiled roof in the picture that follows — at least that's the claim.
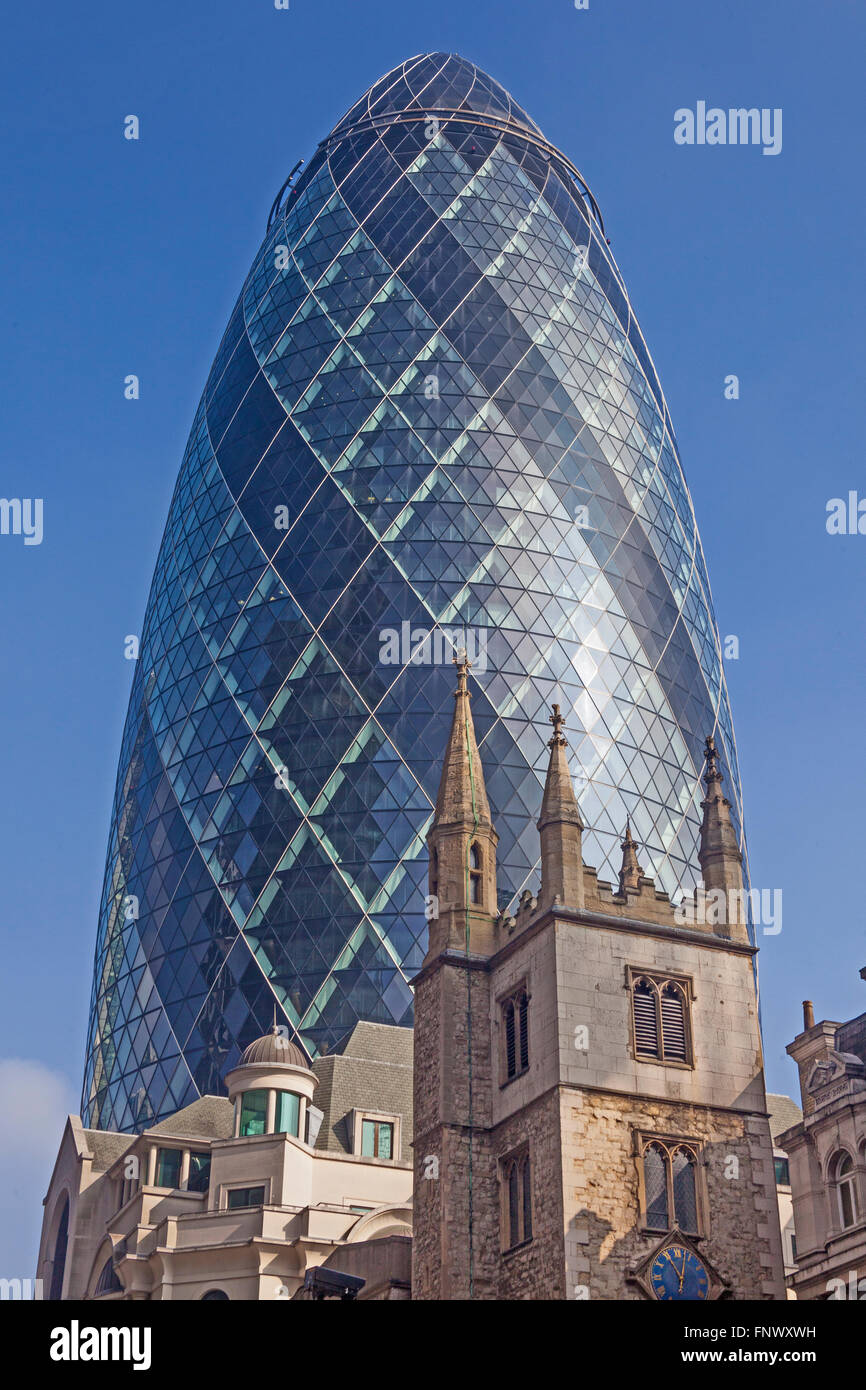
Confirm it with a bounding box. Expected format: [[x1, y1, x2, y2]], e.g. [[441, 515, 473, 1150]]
[[766, 1093, 802, 1143], [147, 1095, 234, 1141]]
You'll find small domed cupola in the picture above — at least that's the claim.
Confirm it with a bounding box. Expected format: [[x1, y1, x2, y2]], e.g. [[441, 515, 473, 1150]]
[[225, 1021, 317, 1143], [238, 1025, 311, 1071]]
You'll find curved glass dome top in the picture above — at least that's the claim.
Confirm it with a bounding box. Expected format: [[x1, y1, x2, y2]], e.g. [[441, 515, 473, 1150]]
[[82, 53, 746, 1132], [331, 51, 544, 142]]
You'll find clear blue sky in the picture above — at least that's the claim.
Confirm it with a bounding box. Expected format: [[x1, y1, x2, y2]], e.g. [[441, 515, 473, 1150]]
[[1, 0, 864, 1273]]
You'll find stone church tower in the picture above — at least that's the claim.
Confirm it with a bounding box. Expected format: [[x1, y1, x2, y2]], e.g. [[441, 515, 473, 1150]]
[[412, 658, 786, 1300]]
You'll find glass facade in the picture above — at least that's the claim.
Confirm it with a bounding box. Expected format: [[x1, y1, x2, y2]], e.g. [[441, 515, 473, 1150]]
[[82, 53, 745, 1132]]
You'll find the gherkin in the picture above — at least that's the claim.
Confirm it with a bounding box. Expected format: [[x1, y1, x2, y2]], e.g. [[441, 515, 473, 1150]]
[[83, 53, 745, 1132]]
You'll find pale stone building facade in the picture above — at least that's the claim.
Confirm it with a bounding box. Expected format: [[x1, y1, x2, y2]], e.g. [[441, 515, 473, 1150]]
[[779, 979, 866, 1300], [413, 659, 787, 1300], [37, 1021, 413, 1300], [766, 1092, 802, 1282]]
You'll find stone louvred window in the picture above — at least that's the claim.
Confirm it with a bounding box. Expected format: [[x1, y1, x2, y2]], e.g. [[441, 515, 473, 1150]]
[[633, 979, 659, 1055], [501, 1148, 532, 1250], [631, 973, 692, 1065], [501, 985, 530, 1082], [661, 984, 688, 1061]]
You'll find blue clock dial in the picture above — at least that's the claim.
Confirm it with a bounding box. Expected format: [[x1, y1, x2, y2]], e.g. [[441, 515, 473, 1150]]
[[649, 1246, 710, 1301]]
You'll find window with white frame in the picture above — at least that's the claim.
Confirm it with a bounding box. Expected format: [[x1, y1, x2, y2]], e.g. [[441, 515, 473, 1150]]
[[351, 1109, 400, 1161]]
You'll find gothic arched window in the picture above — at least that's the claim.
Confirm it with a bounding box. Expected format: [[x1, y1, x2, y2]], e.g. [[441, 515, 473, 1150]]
[[644, 1142, 668, 1229], [640, 1137, 702, 1235], [501, 1148, 532, 1249], [671, 1146, 699, 1233]]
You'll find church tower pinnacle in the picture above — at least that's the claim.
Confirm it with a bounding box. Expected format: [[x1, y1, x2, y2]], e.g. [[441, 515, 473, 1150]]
[[425, 654, 499, 959], [698, 734, 744, 896], [698, 734, 749, 943], [537, 704, 585, 910], [618, 819, 644, 894]]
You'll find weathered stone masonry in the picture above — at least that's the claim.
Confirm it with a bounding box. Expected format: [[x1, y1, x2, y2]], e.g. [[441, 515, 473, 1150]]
[[413, 666, 786, 1300]]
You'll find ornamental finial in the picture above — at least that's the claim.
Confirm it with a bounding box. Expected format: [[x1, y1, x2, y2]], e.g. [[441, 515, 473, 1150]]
[[548, 703, 567, 747], [453, 649, 471, 695], [704, 734, 722, 784]]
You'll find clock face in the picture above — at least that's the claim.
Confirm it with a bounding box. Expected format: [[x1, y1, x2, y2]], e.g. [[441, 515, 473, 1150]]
[[649, 1245, 710, 1301]]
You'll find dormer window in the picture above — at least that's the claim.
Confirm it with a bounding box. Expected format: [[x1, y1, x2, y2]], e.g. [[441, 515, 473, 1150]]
[[361, 1118, 394, 1159], [351, 1109, 400, 1161]]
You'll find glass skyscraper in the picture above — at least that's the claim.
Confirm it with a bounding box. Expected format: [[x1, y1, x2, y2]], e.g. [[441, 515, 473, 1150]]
[[83, 53, 745, 1131]]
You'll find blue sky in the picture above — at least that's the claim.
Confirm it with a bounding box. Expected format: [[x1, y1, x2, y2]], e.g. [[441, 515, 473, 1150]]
[[1, 0, 864, 1274]]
